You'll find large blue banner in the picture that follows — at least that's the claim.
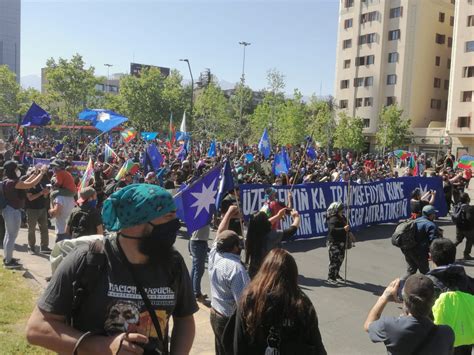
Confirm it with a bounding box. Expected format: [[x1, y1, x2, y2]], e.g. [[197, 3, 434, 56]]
[[240, 177, 447, 239]]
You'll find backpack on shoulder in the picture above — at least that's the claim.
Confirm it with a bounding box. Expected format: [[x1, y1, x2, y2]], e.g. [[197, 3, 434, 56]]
[[451, 203, 468, 228], [391, 219, 417, 250]]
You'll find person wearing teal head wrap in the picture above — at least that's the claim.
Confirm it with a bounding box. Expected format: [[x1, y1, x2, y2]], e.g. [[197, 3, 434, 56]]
[[26, 183, 198, 354]]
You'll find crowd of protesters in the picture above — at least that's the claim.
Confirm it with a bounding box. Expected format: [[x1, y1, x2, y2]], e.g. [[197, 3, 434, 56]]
[[0, 129, 472, 354]]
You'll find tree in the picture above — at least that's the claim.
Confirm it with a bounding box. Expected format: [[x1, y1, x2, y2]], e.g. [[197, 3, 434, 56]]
[[376, 105, 413, 153], [117, 68, 187, 131], [0, 65, 22, 121], [277, 90, 308, 145], [333, 112, 365, 152], [193, 81, 231, 141], [306, 96, 336, 150], [44, 54, 101, 124], [228, 82, 255, 142]]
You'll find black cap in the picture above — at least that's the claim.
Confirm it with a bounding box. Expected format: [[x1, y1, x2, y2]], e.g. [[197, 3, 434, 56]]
[[403, 274, 434, 300]]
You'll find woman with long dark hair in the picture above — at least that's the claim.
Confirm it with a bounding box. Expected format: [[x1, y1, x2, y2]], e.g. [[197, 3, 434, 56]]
[[245, 209, 300, 278], [234, 248, 326, 354]]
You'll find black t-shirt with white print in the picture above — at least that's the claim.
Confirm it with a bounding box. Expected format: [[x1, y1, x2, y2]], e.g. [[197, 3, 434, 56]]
[[38, 235, 198, 352]]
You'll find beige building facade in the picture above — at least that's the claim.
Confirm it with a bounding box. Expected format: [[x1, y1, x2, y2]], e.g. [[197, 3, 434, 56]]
[[446, 0, 474, 158], [334, 0, 454, 155]]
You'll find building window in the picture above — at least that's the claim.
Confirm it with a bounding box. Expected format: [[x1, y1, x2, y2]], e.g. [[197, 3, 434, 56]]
[[435, 56, 441, 66], [363, 119, 370, 128], [430, 99, 442, 109], [361, 11, 380, 23], [458, 116, 471, 128], [355, 98, 363, 107], [468, 15, 474, 27], [354, 77, 364, 87], [387, 74, 397, 85], [434, 78, 441, 88], [388, 29, 401, 41], [450, 16, 454, 26], [355, 55, 375, 66], [359, 33, 377, 44], [340, 80, 350, 89], [343, 39, 352, 49], [463, 66, 474, 77], [365, 76, 374, 86], [448, 37, 453, 48], [95, 84, 105, 91], [344, 18, 353, 29], [364, 97, 373, 106], [447, 58, 451, 69], [386, 97, 396, 106], [388, 52, 399, 63], [462, 91, 473, 102], [344, 59, 351, 68], [436, 34, 446, 44], [444, 80, 449, 90], [466, 41, 474, 52], [439, 12, 445, 22], [389, 7, 403, 18], [345, 0, 354, 8], [339, 100, 349, 109]]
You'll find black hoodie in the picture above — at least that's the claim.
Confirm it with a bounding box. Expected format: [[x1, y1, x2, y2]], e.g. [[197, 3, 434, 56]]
[[427, 264, 474, 298]]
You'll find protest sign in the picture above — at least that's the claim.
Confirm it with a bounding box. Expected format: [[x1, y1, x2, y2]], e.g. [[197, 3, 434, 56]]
[[240, 177, 447, 239]]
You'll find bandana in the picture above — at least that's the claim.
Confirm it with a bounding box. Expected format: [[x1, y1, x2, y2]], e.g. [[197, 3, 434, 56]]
[[102, 183, 176, 231]]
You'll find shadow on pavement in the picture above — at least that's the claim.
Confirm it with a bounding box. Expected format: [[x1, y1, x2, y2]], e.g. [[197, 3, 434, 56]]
[[15, 243, 50, 260], [298, 274, 385, 296]]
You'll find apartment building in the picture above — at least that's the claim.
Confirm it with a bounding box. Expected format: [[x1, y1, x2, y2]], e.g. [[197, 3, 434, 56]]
[[334, 0, 454, 153], [446, 0, 474, 158]]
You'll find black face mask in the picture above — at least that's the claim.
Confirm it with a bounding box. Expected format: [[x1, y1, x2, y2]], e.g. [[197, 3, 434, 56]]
[[138, 218, 181, 259]]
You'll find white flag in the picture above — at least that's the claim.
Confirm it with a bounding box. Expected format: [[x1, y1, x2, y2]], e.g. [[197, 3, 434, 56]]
[[180, 111, 186, 133]]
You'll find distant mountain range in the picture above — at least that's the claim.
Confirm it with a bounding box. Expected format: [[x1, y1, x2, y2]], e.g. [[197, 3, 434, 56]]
[[21, 75, 41, 90]]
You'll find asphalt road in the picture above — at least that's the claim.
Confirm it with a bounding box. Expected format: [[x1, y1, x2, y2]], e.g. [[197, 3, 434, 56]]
[[174, 217, 474, 355]]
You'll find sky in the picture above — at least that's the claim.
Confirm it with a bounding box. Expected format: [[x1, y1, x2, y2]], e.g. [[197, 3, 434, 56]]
[[21, 0, 339, 96]]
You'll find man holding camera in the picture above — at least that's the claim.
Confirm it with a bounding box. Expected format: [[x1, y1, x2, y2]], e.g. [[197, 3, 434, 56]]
[[364, 275, 454, 354]]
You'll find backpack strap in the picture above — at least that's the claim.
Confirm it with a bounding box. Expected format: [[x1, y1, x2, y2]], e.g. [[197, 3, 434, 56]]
[[70, 239, 107, 327]]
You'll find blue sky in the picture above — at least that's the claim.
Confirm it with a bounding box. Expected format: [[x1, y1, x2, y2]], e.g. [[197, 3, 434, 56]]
[[22, 0, 339, 96]]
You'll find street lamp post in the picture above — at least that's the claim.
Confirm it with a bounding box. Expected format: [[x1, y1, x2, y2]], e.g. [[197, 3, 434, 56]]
[[179, 59, 194, 134], [104, 63, 113, 92], [238, 41, 251, 143]]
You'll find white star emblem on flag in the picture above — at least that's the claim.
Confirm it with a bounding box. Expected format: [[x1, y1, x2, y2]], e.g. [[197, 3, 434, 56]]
[[98, 112, 111, 122], [190, 178, 218, 218]]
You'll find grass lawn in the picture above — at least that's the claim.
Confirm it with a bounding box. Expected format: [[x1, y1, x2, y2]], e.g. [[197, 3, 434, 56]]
[[0, 259, 52, 354]]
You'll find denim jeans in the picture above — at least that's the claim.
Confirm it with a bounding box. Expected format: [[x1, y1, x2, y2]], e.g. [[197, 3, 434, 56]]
[[190, 240, 208, 296], [2, 205, 22, 263]]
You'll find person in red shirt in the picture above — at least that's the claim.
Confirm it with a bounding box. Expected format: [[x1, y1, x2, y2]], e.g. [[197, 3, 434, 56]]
[[260, 187, 292, 230], [463, 168, 472, 189]]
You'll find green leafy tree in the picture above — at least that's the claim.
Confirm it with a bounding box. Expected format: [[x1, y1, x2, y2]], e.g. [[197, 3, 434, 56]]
[[228, 82, 255, 142], [193, 81, 232, 141], [0, 65, 22, 121], [44, 54, 101, 124], [333, 112, 365, 152], [117, 68, 187, 131], [306, 96, 336, 150], [277, 90, 308, 145], [376, 105, 413, 152]]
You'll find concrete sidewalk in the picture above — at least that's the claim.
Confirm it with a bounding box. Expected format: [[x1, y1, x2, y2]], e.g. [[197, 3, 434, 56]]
[[1, 228, 215, 355]]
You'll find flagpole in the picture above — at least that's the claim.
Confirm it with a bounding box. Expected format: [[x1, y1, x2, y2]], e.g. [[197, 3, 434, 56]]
[[344, 177, 352, 285], [290, 128, 317, 193], [80, 130, 108, 159]]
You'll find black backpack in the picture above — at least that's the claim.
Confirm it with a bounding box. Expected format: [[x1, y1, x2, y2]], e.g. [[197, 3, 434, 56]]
[[391, 219, 417, 250], [451, 203, 468, 228]]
